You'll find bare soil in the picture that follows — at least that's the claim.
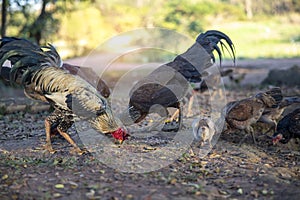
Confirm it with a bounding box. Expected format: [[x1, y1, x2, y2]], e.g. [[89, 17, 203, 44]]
[[0, 58, 300, 200]]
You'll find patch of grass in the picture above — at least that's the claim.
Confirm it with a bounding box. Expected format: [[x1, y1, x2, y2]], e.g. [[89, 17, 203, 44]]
[[207, 17, 300, 59], [99, 16, 300, 63]]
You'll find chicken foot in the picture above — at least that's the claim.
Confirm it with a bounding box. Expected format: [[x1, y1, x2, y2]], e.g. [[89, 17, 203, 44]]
[[56, 127, 85, 155], [44, 110, 85, 155], [238, 127, 256, 146]]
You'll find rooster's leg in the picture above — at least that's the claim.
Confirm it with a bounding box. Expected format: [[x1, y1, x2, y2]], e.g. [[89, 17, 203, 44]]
[[43, 109, 63, 153], [177, 102, 183, 130], [187, 93, 195, 117], [162, 102, 183, 132], [169, 109, 180, 121], [248, 126, 256, 145], [238, 127, 256, 146], [44, 119, 56, 153], [258, 115, 276, 134], [57, 121, 85, 155], [56, 128, 84, 155]]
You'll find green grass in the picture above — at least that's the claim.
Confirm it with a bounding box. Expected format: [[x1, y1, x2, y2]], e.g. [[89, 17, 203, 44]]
[[207, 17, 300, 59], [105, 17, 300, 63]]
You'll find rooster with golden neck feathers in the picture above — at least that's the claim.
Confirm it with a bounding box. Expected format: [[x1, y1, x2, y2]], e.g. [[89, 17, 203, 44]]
[[0, 37, 128, 154]]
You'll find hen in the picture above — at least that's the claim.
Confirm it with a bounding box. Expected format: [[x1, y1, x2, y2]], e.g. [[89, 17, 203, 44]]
[[272, 108, 300, 144], [224, 87, 282, 145], [120, 30, 235, 130], [0, 37, 127, 154]]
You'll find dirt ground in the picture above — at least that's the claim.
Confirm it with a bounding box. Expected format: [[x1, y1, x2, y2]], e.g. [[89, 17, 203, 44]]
[[0, 59, 300, 200]]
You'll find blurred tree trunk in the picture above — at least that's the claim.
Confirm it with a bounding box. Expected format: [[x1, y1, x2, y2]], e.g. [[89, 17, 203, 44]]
[[29, 0, 49, 45], [245, 0, 253, 19], [1, 0, 8, 37]]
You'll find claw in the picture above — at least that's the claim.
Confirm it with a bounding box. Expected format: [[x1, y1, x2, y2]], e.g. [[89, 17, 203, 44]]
[[43, 144, 56, 154], [70, 147, 87, 155]]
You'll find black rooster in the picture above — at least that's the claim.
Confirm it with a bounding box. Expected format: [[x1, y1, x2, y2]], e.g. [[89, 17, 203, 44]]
[[272, 108, 300, 144], [120, 30, 235, 130]]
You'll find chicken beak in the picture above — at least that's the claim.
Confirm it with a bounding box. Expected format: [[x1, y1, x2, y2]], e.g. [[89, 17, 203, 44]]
[[272, 134, 282, 145], [114, 139, 124, 145]]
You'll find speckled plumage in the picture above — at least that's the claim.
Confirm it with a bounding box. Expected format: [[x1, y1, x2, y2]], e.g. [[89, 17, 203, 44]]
[[0, 37, 125, 154], [224, 88, 283, 144]]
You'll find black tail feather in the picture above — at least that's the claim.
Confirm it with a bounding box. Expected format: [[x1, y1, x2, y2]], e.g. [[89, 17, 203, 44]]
[[196, 30, 236, 66], [0, 37, 61, 86]]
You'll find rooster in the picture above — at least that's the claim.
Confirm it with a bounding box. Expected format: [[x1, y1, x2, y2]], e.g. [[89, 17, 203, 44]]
[[272, 108, 300, 144], [0, 37, 128, 154], [120, 30, 235, 130], [223, 87, 282, 145]]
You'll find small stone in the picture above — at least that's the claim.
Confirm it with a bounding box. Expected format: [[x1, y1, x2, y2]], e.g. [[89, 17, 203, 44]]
[[237, 188, 243, 194], [261, 189, 268, 195]]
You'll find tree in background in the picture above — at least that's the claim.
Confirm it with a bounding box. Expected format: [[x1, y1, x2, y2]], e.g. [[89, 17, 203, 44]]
[[1, 0, 8, 38], [1, 0, 300, 58], [2, 0, 75, 44]]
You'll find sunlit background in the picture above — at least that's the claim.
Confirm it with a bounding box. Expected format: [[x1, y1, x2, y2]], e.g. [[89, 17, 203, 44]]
[[1, 0, 300, 59]]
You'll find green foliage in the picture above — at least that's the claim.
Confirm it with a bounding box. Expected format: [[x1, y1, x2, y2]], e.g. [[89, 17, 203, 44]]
[[210, 18, 300, 58], [5, 0, 77, 44], [58, 3, 113, 56], [2, 0, 300, 58], [152, 0, 246, 38]]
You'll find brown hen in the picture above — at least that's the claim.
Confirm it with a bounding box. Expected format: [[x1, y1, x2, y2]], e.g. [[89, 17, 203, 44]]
[[224, 87, 282, 145]]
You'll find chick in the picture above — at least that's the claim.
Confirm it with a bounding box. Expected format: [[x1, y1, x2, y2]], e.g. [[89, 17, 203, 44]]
[[192, 117, 215, 148]]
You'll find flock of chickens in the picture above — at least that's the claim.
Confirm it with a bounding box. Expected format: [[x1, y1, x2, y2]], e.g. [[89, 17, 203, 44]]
[[0, 31, 299, 155], [193, 87, 300, 148]]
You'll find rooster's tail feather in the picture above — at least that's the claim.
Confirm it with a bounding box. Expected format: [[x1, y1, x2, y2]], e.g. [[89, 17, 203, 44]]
[[0, 37, 62, 86], [196, 30, 236, 66]]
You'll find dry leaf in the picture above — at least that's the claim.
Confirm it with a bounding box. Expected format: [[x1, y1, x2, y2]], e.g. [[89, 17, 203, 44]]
[[54, 184, 64, 189], [53, 193, 61, 198], [250, 190, 259, 198], [2, 174, 8, 180]]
